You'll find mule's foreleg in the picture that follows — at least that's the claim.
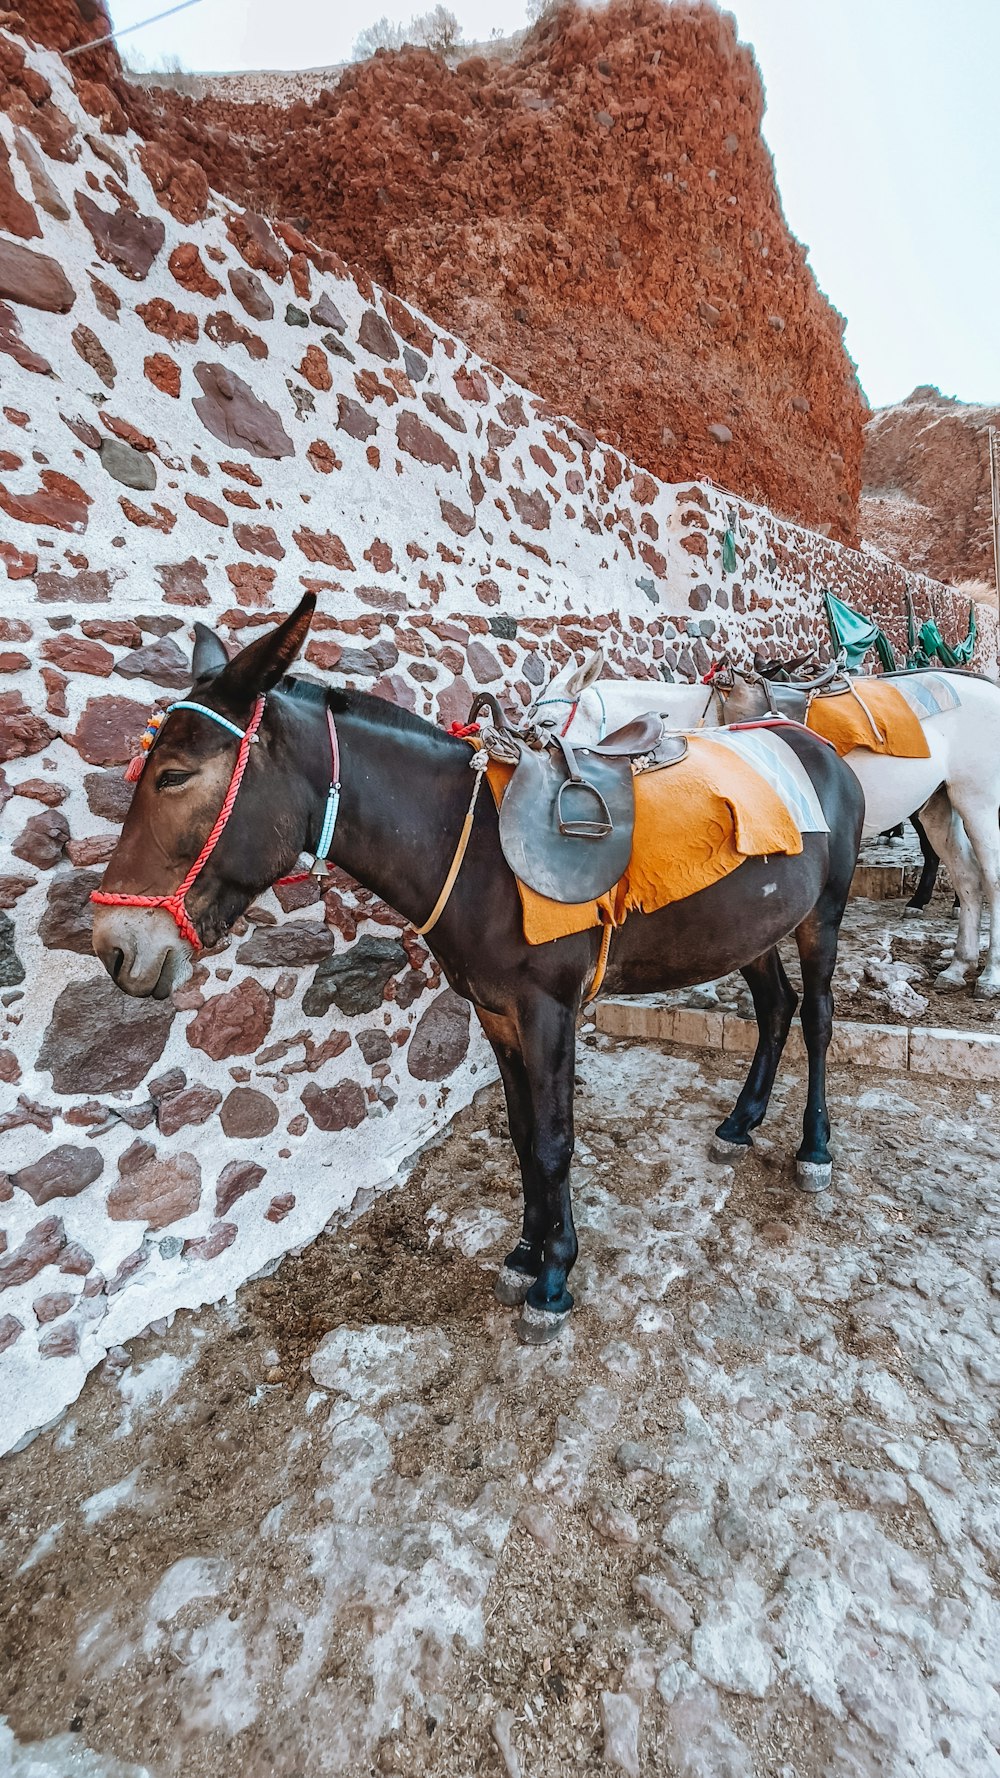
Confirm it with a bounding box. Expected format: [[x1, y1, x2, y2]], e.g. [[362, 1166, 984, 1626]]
[[476, 1009, 544, 1306], [712, 950, 796, 1159], [515, 995, 579, 1340], [918, 791, 982, 990], [905, 813, 940, 914]]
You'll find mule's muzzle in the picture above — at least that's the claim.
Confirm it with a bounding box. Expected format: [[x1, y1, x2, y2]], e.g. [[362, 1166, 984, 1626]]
[[91, 906, 193, 999]]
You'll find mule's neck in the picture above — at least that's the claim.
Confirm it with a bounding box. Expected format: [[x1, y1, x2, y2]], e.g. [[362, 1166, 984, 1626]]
[[309, 692, 477, 929]]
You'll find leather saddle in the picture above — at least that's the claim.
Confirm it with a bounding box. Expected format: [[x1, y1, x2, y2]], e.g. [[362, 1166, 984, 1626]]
[[469, 695, 687, 904], [748, 655, 852, 722]]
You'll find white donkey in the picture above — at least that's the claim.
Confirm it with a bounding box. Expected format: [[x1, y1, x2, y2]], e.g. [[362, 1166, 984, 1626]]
[[527, 651, 1000, 997]]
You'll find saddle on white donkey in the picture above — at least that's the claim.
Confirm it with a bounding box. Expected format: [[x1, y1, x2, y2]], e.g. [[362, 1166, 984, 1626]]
[[529, 650, 1000, 998]]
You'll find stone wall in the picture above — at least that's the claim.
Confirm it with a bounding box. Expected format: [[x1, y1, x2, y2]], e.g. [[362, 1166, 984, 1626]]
[[0, 39, 991, 1455]]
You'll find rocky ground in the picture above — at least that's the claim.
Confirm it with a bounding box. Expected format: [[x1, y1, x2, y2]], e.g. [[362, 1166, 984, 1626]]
[[3, 1033, 1000, 1778]]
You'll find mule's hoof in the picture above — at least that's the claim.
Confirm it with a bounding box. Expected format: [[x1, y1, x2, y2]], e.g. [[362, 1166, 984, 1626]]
[[796, 1159, 832, 1194], [934, 966, 969, 992], [709, 1136, 752, 1165], [974, 977, 1000, 1001], [494, 1265, 536, 1307], [903, 905, 925, 919], [516, 1302, 572, 1345]]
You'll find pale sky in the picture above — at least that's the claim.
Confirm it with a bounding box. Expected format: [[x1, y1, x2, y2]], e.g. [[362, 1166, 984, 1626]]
[[110, 0, 1000, 411]]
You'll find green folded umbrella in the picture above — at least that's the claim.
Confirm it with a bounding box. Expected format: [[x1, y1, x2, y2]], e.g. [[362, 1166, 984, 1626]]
[[824, 590, 896, 673]]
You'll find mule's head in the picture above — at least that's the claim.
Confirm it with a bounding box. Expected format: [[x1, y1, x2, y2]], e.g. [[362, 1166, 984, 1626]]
[[92, 595, 317, 998], [525, 646, 606, 737]]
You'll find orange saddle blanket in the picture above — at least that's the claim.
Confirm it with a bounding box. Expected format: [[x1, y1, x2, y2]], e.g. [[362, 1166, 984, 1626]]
[[485, 729, 816, 947], [805, 679, 929, 759]]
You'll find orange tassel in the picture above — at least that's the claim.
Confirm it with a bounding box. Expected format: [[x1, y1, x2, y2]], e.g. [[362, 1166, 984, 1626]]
[[124, 753, 146, 783]]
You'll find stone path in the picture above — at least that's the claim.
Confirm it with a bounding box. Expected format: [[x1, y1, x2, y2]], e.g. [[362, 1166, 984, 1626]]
[[2, 1032, 1000, 1777]]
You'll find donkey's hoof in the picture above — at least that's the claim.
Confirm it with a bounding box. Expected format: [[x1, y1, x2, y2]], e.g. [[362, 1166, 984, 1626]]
[[494, 1265, 536, 1307], [709, 1136, 752, 1165], [974, 977, 1000, 1001], [903, 905, 925, 919], [934, 964, 971, 992], [796, 1159, 832, 1194], [516, 1302, 572, 1345]]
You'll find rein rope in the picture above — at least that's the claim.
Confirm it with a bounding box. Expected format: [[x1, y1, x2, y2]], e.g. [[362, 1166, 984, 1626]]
[[91, 695, 268, 951], [91, 695, 341, 950]]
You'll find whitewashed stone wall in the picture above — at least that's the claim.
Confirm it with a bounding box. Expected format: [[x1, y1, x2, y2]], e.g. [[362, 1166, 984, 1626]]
[[0, 39, 990, 1454]]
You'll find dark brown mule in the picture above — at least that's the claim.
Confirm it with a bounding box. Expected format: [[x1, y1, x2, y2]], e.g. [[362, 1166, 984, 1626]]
[[92, 597, 865, 1341]]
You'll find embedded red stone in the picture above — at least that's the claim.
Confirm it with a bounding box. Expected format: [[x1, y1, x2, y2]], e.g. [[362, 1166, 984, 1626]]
[[396, 411, 459, 473], [192, 362, 294, 459], [0, 237, 75, 311], [0, 299, 52, 375], [136, 297, 198, 343], [299, 343, 331, 391], [0, 138, 40, 239], [205, 310, 268, 361], [71, 323, 115, 388], [72, 694, 151, 766], [76, 194, 165, 280], [187, 980, 274, 1060], [184, 491, 229, 528], [233, 523, 284, 559], [0, 540, 37, 579], [107, 1152, 201, 1229], [0, 693, 56, 763], [226, 210, 288, 282], [144, 352, 181, 397], [293, 528, 355, 569], [168, 241, 223, 298], [0, 470, 91, 533], [41, 634, 113, 675]]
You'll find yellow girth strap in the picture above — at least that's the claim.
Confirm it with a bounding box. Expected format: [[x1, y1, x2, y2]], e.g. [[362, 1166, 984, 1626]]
[[415, 763, 486, 937]]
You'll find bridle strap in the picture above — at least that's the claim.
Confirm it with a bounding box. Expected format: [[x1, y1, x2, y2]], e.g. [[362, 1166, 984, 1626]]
[[91, 694, 267, 950], [93, 695, 345, 947]]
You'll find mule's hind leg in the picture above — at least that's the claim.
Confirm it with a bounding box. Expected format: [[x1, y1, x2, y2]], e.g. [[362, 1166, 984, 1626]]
[[917, 790, 982, 990], [477, 1010, 544, 1306], [945, 794, 1000, 997], [711, 949, 797, 1161]]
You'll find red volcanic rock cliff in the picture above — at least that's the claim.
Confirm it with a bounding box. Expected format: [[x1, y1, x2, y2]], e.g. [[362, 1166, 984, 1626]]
[[104, 0, 865, 544], [861, 387, 1000, 592]]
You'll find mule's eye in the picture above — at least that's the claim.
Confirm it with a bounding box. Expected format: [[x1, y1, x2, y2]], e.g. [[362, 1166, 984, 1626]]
[[156, 769, 193, 791]]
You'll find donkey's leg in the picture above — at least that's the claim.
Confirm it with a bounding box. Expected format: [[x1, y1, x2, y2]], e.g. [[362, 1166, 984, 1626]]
[[711, 949, 797, 1161], [905, 812, 940, 915], [948, 795, 1000, 997], [791, 895, 844, 1192], [918, 791, 982, 990], [476, 1009, 544, 1306], [515, 995, 579, 1342]]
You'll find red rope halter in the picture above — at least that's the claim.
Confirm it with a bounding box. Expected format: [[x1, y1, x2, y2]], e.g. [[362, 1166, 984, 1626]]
[[91, 695, 267, 951]]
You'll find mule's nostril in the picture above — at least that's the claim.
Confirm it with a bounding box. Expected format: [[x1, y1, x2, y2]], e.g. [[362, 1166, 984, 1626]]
[[110, 947, 124, 983]]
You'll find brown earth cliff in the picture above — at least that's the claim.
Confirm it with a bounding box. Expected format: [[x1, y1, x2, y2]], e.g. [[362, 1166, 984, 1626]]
[[11, 0, 866, 545], [861, 387, 999, 592]]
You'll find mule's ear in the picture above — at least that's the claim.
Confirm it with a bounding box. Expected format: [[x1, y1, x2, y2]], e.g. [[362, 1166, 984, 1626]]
[[216, 594, 317, 702], [566, 647, 605, 697], [191, 621, 230, 683]]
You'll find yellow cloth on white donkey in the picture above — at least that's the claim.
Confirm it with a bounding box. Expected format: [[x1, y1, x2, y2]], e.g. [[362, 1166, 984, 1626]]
[[485, 725, 829, 947], [805, 673, 961, 759]]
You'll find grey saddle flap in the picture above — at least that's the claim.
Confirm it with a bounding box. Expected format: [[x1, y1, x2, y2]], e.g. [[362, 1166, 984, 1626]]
[[499, 744, 636, 903], [496, 716, 683, 906]]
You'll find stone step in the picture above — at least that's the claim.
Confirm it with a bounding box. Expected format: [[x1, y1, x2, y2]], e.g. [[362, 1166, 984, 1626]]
[[594, 999, 1000, 1080]]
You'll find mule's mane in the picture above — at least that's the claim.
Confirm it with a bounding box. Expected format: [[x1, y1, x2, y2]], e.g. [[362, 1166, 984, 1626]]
[[280, 674, 462, 744]]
